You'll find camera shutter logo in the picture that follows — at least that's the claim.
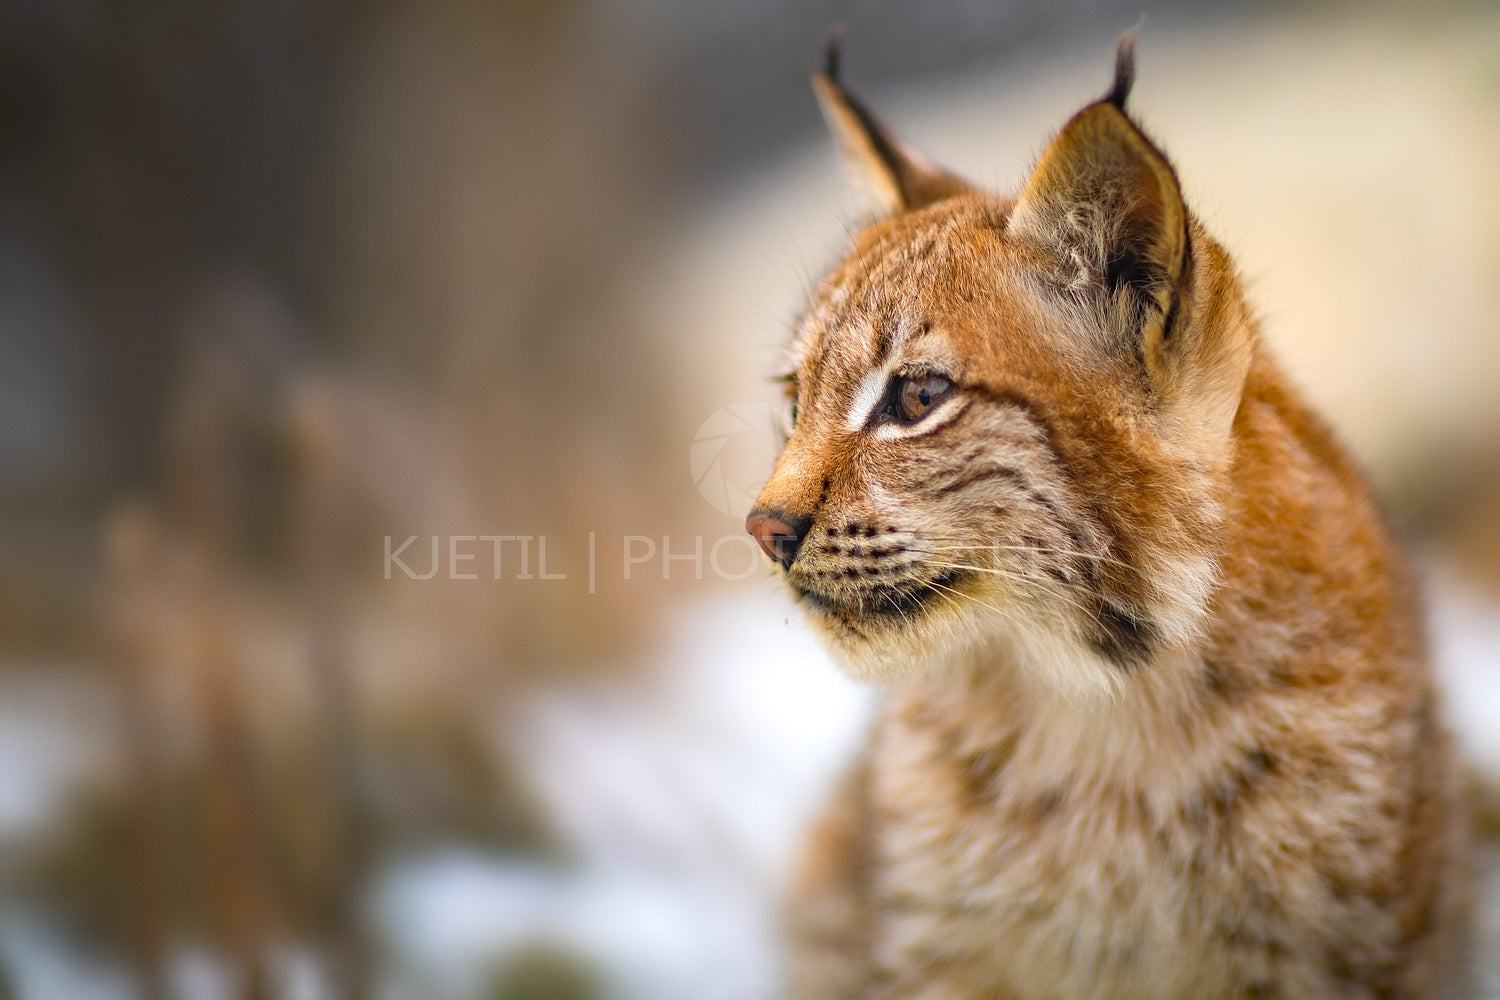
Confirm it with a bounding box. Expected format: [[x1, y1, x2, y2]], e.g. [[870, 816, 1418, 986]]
[[690, 402, 780, 517]]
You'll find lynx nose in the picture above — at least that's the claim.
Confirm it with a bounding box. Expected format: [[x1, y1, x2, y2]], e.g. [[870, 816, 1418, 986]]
[[746, 508, 811, 570]]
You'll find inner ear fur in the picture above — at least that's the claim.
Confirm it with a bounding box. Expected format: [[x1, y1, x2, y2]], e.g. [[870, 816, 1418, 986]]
[[812, 31, 971, 215], [1010, 35, 1190, 381]]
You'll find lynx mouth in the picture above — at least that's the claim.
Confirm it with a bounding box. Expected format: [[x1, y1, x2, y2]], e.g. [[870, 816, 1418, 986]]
[[794, 568, 968, 623]]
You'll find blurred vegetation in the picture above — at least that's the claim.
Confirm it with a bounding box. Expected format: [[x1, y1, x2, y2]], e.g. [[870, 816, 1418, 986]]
[[483, 944, 601, 1000], [1, 0, 677, 993]]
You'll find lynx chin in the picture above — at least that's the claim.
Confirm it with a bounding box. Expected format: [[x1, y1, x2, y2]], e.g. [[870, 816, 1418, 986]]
[[745, 31, 1470, 1000]]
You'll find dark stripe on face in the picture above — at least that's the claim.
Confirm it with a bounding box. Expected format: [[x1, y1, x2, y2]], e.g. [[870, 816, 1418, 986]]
[[1093, 600, 1156, 668], [870, 311, 892, 366], [934, 464, 1024, 498]]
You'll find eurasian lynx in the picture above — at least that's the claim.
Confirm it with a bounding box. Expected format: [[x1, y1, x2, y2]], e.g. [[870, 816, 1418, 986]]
[[746, 33, 1468, 999]]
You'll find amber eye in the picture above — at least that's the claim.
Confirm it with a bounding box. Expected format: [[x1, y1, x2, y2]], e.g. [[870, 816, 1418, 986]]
[[895, 374, 952, 423]]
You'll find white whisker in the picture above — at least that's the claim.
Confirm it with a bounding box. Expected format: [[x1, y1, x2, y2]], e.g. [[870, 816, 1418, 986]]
[[929, 542, 1132, 573], [923, 559, 1108, 632]]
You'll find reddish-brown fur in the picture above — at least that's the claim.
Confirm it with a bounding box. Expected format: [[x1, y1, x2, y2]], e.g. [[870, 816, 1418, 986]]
[[753, 37, 1468, 999]]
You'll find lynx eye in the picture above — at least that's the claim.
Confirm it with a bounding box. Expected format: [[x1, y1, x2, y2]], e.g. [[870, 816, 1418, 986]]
[[894, 374, 952, 423]]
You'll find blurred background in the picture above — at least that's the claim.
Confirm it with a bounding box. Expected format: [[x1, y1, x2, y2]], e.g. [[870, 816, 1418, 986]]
[[1, 0, 1498, 997]]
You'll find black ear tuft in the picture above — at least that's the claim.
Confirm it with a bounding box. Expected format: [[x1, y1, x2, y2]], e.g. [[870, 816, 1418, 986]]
[[1106, 27, 1138, 110], [810, 28, 973, 215], [1011, 29, 1187, 372], [822, 23, 846, 83]]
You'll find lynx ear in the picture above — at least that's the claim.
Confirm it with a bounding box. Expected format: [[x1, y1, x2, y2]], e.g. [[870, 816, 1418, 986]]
[[812, 30, 970, 215], [1010, 33, 1188, 357]]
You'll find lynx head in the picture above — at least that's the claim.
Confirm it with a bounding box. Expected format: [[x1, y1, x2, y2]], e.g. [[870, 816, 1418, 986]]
[[746, 33, 1256, 695]]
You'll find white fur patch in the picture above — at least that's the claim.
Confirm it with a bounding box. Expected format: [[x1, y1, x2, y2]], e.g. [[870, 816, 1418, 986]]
[[870, 398, 967, 441], [845, 369, 890, 433]]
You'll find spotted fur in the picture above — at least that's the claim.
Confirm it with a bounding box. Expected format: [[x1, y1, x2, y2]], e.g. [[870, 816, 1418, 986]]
[[757, 35, 1469, 1000]]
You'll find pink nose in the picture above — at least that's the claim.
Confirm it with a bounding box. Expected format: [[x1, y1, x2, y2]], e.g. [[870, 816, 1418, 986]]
[[745, 509, 810, 570]]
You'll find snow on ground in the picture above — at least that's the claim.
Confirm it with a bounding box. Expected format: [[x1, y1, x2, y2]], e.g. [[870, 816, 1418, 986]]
[[374, 588, 872, 1000]]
